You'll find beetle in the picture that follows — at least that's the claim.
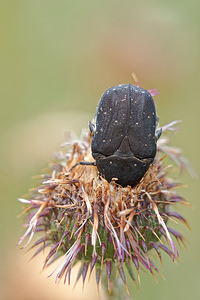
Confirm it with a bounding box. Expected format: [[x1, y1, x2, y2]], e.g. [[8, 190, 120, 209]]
[[72, 84, 162, 187]]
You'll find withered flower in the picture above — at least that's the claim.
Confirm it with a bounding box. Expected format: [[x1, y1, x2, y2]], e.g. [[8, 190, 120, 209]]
[[18, 118, 193, 299]]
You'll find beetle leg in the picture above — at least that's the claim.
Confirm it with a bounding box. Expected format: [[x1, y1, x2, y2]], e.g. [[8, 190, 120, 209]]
[[131, 72, 141, 87], [70, 161, 96, 171], [89, 121, 95, 135], [142, 157, 154, 164], [155, 128, 162, 141]]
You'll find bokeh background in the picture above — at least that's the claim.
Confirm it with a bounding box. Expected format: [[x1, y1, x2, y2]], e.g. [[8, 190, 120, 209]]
[[0, 1, 199, 299]]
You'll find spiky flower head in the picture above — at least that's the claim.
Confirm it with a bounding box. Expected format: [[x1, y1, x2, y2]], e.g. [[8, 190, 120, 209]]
[[18, 117, 192, 296]]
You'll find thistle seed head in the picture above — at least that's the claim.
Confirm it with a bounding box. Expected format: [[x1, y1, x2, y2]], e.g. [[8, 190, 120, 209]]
[[18, 121, 192, 293]]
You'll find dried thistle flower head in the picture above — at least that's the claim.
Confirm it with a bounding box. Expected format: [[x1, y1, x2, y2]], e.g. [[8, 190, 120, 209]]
[[18, 119, 193, 297]]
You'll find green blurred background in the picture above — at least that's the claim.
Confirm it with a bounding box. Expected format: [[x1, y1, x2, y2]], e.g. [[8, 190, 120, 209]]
[[0, 1, 199, 299]]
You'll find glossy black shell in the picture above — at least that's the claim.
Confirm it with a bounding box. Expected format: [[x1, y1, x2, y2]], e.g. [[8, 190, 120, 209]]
[[90, 84, 158, 186]]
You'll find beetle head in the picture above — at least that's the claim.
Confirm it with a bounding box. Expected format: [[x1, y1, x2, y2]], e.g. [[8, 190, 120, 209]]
[[95, 154, 152, 187]]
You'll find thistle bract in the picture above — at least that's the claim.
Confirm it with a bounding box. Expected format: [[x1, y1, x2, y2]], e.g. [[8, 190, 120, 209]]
[[18, 121, 190, 294]]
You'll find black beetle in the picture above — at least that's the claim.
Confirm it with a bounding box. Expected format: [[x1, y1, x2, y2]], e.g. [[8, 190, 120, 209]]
[[72, 84, 162, 187]]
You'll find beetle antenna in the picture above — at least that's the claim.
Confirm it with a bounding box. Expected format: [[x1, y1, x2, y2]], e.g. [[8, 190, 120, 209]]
[[70, 161, 96, 171]]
